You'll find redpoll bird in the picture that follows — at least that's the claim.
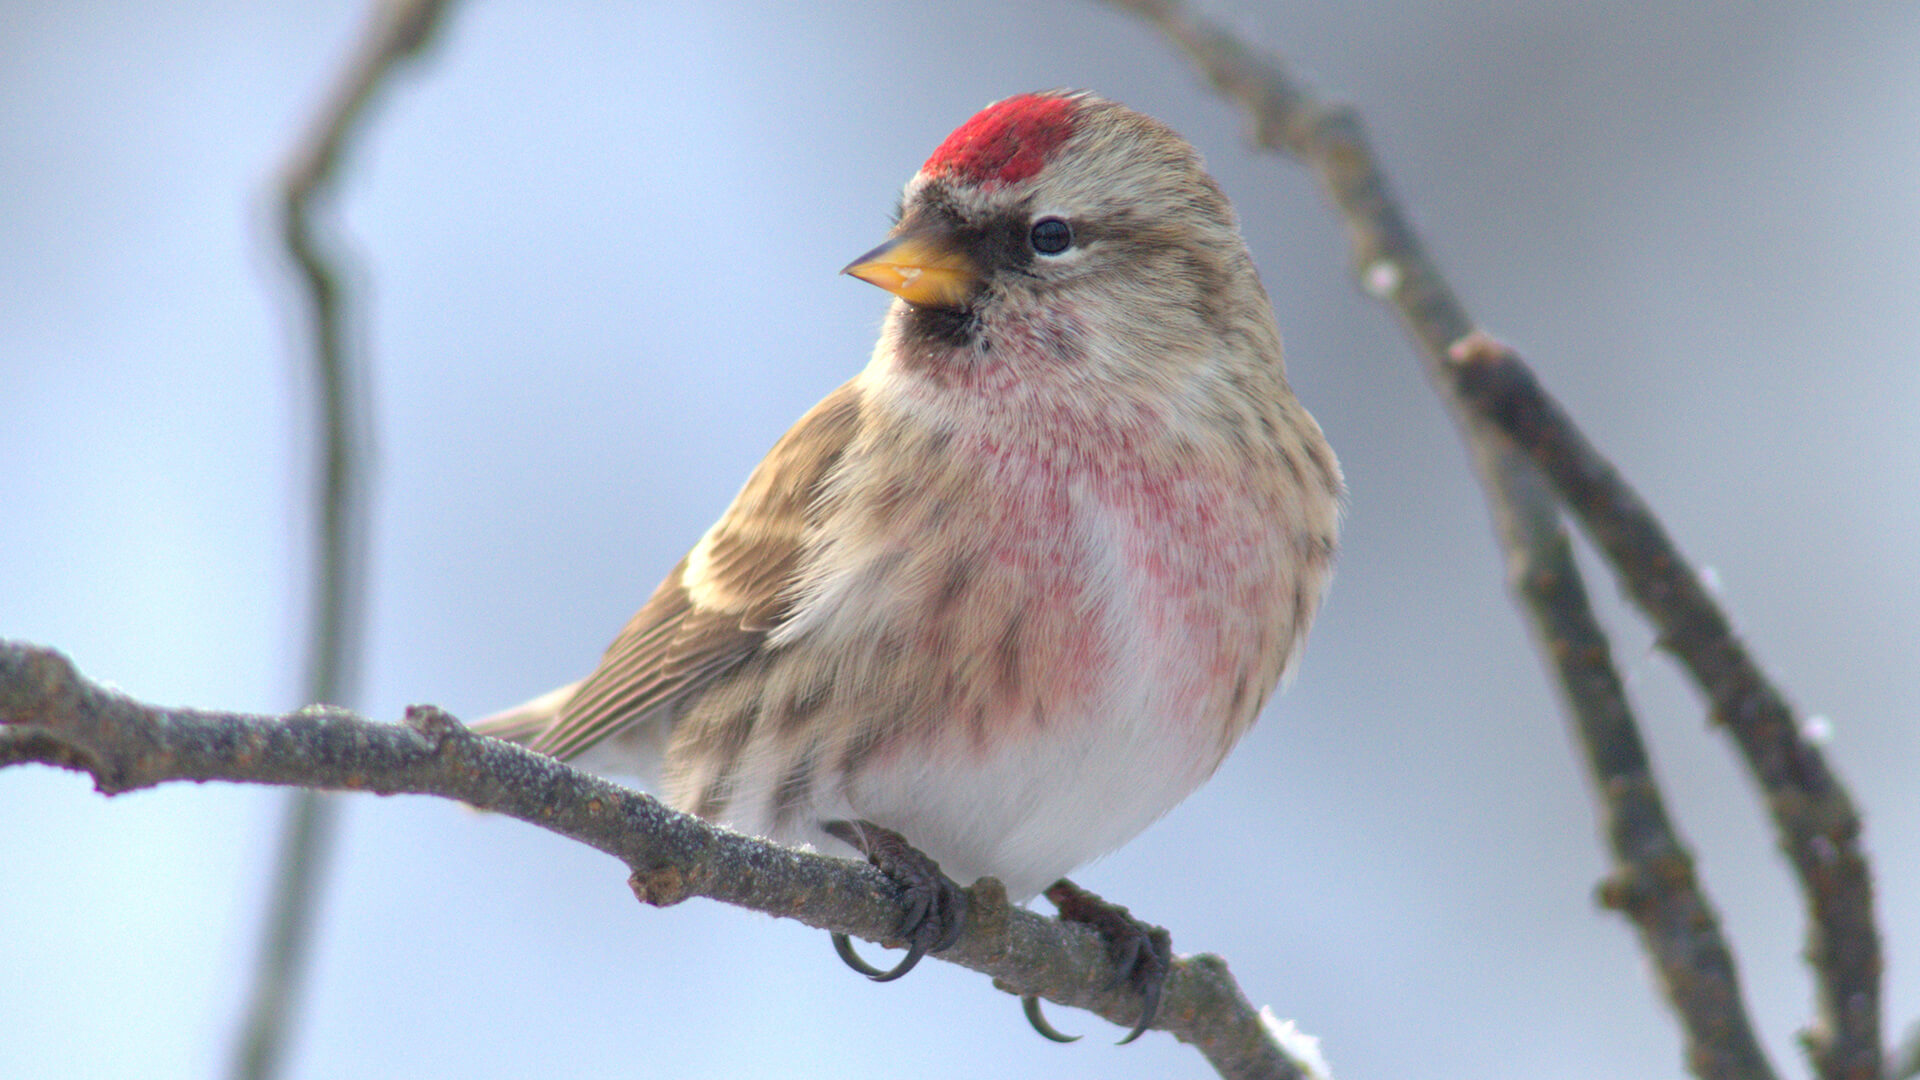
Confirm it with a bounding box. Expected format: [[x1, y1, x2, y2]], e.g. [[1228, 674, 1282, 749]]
[[484, 90, 1341, 1041]]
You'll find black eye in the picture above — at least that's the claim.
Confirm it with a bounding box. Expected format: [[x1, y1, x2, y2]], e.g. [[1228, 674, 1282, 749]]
[[1028, 217, 1073, 255]]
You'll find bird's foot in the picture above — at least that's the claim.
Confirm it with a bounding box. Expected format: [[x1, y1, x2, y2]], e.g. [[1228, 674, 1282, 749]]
[[1025, 878, 1173, 1045], [823, 819, 968, 982]]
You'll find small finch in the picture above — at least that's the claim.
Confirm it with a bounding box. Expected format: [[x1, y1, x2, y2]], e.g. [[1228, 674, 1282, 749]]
[[484, 90, 1341, 1040]]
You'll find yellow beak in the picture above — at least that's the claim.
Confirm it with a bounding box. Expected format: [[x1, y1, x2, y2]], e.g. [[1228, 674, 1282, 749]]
[[842, 227, 981, 309]]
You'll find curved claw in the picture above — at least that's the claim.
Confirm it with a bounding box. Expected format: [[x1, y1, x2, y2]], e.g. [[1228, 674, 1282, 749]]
[[1114, 926, 1171, 1043], [821, 818, 966, 983], [830, 930, 928, 982], [1022, 995, 1081, 1043], [1115, 975, 1162, 1045], [1044, 878, 1173, 1046], [871, 939, 929, 982], [831, 932, 891, 978]]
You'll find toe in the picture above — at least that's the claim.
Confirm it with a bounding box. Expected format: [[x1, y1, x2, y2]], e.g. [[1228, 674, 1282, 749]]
[[1045, 879, 1173, 1045], [823, 819, 968, 980]]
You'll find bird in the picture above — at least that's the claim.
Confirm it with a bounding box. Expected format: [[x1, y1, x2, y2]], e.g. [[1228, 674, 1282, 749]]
[[480, 89, 1342, 1043]]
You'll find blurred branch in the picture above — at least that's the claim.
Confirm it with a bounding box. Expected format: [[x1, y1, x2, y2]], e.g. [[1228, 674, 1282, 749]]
[[1099, 1, 1874, 1078], [1489, 457, 1771, 1075], [234, 792, 337, 1080], [0, 642, 1313, 1080], [237, 2, 460, 1079], [1443, 332, 1881, 1079], [1890, 1022, 1920, 1080]]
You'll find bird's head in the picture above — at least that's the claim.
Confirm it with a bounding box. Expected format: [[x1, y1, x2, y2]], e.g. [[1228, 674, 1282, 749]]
[[846, 91, 1273, 382]]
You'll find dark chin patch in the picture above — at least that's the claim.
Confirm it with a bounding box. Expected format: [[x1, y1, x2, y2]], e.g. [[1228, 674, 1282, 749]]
[[902, 303, 980, 352]]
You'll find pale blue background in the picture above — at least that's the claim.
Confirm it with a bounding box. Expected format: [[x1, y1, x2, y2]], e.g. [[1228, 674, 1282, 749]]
[[4, 3, 1918, 1078]]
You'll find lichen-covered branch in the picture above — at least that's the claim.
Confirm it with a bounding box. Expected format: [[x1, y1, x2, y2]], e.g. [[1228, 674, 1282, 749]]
[[0, 641, 1310, 1080]]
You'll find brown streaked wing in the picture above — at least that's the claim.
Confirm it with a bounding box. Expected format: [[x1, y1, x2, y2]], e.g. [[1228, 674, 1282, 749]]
[[528, 383, 864, 761]]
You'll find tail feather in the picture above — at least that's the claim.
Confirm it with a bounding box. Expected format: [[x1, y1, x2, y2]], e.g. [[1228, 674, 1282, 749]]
[[472, 680, 582, 746], [474, 679, 670, 790]]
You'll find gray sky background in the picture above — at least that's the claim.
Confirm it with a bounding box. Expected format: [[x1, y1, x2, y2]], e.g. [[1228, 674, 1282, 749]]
[[4, 3, 1918, 1078]]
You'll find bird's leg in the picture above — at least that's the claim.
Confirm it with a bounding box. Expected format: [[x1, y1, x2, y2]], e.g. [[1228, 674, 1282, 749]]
[[1032, 878, 1173, 1045], [822, 819, 968, 982]]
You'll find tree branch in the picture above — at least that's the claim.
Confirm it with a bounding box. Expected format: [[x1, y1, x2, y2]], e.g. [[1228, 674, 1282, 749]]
[[0, 641, 1312, 1080], [237, 3, 461, 1077], [1444, 332, 1881, 1080], [1100, 2, 1843, 1078], [1889, 1021, 1920, 1080], [1497, 476, 1776, 1080], [279, 0, 457, 719]]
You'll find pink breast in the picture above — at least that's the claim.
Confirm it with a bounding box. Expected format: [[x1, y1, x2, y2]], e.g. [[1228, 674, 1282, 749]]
[[955, 430, 1277, 734]]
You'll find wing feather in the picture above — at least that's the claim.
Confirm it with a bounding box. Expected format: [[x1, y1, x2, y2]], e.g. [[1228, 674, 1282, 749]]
[[528, 383, 863, 760]]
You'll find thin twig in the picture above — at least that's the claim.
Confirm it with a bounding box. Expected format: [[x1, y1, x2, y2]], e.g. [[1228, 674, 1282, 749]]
[[1491, 456, 1774, 1080], [1102, 2, 1798, 1078], [235, 3, 459, 1078], [1, 641, 1310, 1080], [1445, 332, 1881, 1080], [231, 794, 338, 1080]]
